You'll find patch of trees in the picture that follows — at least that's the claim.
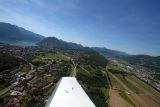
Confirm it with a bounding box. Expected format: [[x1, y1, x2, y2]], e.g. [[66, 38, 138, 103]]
[[77, 71, 108, 87], [87, 86, 108, 107], [155, 74, 160, 80], [80, 51, 108, 68], [77, 64, 109, 107], [0, 53, 22, 71]]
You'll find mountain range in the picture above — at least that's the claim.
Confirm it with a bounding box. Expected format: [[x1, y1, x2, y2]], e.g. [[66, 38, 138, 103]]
[[0, 22, 127, 57], [0, 22, 44, 46], [92, 47, 128, 57], [37, 37, 84, 50], [1, 22, 160, 71]]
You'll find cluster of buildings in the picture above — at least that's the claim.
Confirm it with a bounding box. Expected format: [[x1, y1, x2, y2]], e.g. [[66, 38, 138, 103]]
[[7, 70, 34, 97], [0, 69, 32, 107], [0, 43, 85, 106], [111, 58, 160, 91]]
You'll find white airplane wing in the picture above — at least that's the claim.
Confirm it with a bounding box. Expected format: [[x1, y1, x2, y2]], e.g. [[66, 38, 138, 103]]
[[45, 77, 96, 107]]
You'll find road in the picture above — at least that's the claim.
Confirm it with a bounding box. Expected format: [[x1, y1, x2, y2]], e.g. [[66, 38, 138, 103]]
[[70, 60, 77, 77]]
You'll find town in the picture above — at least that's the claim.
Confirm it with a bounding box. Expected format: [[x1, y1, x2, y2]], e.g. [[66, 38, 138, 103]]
[[0, 43, 108, 107], [0, 44, 74, 106], [110, 58, 160, 91]]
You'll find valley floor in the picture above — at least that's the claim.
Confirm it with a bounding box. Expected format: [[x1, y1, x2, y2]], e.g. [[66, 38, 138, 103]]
[[107, 70, 160, 107], [109, 88, 129, 107]]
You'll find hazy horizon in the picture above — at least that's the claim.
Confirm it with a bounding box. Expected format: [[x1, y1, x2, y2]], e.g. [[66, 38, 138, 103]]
[[0, 0, 160, 56]]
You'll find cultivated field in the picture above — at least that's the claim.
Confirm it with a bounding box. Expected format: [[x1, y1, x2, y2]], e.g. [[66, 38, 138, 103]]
[[107, 63, 160, 107]]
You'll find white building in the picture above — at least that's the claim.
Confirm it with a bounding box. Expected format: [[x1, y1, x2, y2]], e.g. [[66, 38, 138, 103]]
[[11, 91, 23, 96], [45, 77, 95, 107]]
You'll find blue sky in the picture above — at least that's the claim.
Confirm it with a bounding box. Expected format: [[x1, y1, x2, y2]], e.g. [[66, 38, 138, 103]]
[[0, 0, 160, 56]]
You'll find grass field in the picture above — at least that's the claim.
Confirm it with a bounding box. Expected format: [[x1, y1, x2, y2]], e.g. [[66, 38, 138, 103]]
[[115, 74, 142, 93], [109, 72, 125, 90], [129, 75, 160, 98], [32, 53, 70, 64], [107, 63, 125, 72], [100, 88, 109, 100], [119, 92, 136, 107], [78, 66, 92, 77]]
